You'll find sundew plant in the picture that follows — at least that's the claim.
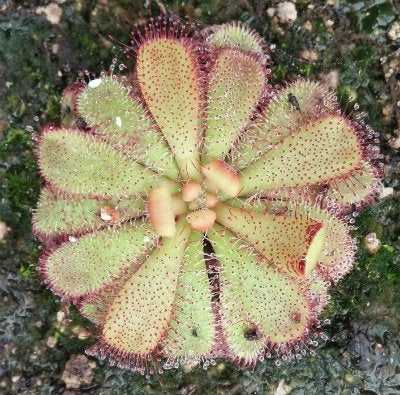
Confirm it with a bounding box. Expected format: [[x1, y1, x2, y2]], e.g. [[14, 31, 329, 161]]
[[33, 18, 381, 375]]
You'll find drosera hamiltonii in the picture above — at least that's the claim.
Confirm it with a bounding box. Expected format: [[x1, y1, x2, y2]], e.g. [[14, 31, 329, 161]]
[[32, 17, 382, 376]]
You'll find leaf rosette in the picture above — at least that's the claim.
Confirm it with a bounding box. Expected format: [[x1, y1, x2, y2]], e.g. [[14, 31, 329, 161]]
[[33, 20, 381, 373]]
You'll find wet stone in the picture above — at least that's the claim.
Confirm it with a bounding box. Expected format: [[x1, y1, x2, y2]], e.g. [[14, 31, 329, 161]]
[[0, 221, 10, 240], [276, 2, 297, 24], [61, 355, 95, 389], [364, 232, 381, 254]]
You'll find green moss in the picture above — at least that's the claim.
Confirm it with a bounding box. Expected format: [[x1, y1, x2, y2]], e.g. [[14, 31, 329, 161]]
[[339, 40, 389, 131], [341, 0, 396, 34], [0, 129, 39, 230], [329, 199, 400, 326], [19, 262, 37, 281], [314, 20, 328, 35], [270, 36, 314, 81], [6, 92, 26, 117]]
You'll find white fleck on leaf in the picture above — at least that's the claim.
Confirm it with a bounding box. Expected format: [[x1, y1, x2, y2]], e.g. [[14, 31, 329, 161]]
[[88, 79, 102, 88]]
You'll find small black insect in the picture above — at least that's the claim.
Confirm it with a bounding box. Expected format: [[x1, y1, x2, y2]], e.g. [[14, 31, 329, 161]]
[[75, 117, 88, 130], [191, 328, 198, 337], [244, 327, 259, 341], [290, 312, 301, 324], [288, 93, 302, 113], [61, 105, 71, 118], [319, 182, 330, 208]]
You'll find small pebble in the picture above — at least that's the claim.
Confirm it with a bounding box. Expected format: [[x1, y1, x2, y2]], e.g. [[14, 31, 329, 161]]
[[274, 379, 291, 395], [344, 372, 354, 383], [61, 355, 95, 389], [379, 186, 394, 199], [51, 43, 59, 54], [0, 221, 10, 240], [300, 49, 318, 62], [382, 104, 392, 116], [11, 375, 21, 384], [36, 3, 63, 25], [388, 135, 400, 149], [384, 68, 394, 80], [56, 310, 70, 332], [388, 21, 400, 41], [364, 232, 381, 254], [319, 70, 339, 90], [0, 379, 8, 388], [374, 342, 383, 350], [324, 19, 335, 28], [266, 7, 276, 18], [277, 2, 297, 24], [71, 325, 90, 340], [34, 320, 43, 328], [303, 20, 313, 31], [46, 335, 58, 348]]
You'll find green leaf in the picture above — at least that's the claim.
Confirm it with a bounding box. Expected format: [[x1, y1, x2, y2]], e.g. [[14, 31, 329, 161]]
[[41, 221, 157, 298], [78, 76, 179, 179], [239, 115, 363, 196], [231, 80, 338, 169], [162, 232, 215, 360], [208, 226, 311, 362], [33, 186, 144, 239], [78, 297, 103, 324], [136, 38, 202, 181], [101, 217, 191, 356], [324, 160, 378, 206], [38, 128, 178, 199], [203, 48, 265, 161], [214, 202, 326, 277], [207, 22, 265, 56]]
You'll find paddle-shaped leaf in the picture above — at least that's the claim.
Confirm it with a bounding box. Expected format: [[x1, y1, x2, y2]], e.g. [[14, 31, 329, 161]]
[[99, 218, 191, 357], [232, 80, 338, 169], [40, 221, 157, 298], [137, 38, 202, 181], [33, 186, 144, 239], [203, 48, 265, 161], [38, 128, 178, 199], [162, 232, 215, 360], [78, 76, 179, 179], [239, 115, 363, 196], [214, 202, 326, 277], [208, 226, 311, 363]]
